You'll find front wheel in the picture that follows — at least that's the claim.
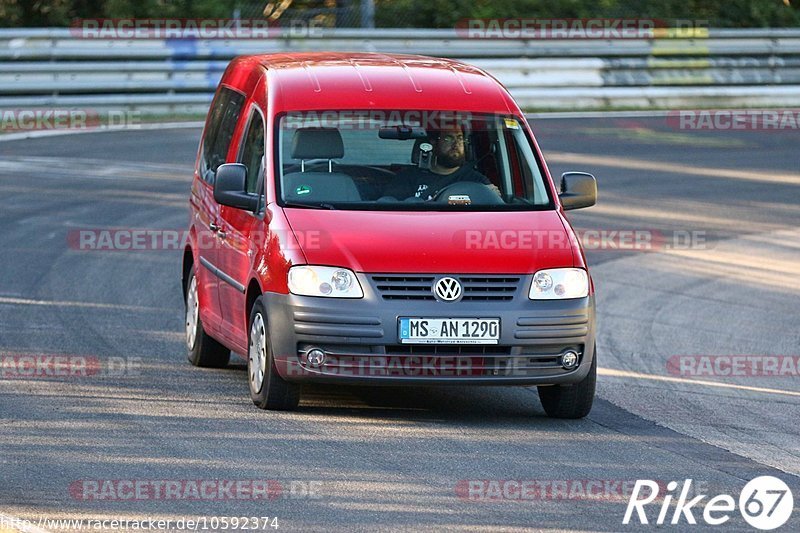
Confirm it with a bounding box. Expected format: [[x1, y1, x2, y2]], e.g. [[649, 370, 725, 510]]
[[185, 265, 230, 368], [248, 297, 300, 411], [537, 347, 596, 419]]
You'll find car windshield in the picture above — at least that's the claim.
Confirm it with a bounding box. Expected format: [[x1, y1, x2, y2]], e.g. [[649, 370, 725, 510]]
[[276, 111, 554, 211]]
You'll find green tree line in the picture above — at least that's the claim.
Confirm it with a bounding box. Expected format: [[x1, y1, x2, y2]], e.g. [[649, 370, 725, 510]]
[[1, 0, 798, 28]]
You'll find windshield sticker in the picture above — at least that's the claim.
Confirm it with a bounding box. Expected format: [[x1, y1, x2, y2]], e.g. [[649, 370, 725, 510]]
[[504, 118, 520, 129], [296, 185, 312, 196]]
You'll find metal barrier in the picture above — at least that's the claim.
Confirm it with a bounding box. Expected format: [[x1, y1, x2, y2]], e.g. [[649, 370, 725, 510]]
[[2, 28, 800, 113]]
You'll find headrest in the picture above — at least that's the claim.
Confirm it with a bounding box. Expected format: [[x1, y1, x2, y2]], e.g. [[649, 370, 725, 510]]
[[291, 128, 344, 160]]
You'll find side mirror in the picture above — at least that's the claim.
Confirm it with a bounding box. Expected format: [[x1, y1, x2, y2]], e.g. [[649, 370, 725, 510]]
[[214, 163, 259, 212], [559, 172, 597, 211]]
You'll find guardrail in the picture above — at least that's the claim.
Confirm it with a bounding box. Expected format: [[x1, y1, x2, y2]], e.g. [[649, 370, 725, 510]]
[[2, 28, 800, 113]]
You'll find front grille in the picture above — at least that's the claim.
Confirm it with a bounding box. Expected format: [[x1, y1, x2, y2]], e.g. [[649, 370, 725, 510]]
[[371, 275, 436, 300], [460, 277, 520, 301], [371, 274, 521, 301]]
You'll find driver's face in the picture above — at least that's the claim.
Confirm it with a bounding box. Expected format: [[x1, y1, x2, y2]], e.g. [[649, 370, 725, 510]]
[[435, 129, 465, 168]]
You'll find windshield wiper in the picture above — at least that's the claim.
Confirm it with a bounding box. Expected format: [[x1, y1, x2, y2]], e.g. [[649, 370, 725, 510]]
[[282, 201, 337, 210]]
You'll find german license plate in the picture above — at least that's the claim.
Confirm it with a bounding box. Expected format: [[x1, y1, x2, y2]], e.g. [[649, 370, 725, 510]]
[[398, 318, 500, 344]]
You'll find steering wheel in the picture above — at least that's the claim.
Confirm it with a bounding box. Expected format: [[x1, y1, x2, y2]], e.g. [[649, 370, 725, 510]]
[[432, 181, 504, 205]]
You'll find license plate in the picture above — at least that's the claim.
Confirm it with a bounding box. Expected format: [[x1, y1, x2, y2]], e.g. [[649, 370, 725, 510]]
[[398, 318, 500, 344]]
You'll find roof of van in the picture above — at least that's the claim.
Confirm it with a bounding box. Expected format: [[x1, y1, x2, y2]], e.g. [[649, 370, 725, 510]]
[[224, 52, 518, 114]]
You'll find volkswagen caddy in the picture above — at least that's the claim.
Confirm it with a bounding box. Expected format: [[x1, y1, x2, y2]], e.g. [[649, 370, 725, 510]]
[[183, 52, 598, 418]]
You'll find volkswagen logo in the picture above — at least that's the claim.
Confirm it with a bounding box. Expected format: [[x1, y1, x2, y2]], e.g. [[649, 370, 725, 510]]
[[433, 277, 463, 302]]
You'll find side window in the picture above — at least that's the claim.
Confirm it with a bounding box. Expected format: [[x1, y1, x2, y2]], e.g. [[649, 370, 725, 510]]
[[238, 110, 265, 195], [200, 87, 245, 182], [503, 128, 530, 199]]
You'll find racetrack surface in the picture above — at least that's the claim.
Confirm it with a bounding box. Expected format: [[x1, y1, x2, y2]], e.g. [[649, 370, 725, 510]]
[[0, 117, 798, 532]]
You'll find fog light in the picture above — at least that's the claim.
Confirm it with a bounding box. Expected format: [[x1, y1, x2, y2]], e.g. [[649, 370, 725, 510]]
[[560, 350, 579, 370], [306, 348, 326, 367]]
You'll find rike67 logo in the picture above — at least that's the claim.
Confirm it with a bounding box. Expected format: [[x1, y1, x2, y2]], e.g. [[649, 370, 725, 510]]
[[624, 477, 794, 530]]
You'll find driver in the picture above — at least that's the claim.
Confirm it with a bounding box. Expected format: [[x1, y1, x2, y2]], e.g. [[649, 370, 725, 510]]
[[382, 125, 500, 201]]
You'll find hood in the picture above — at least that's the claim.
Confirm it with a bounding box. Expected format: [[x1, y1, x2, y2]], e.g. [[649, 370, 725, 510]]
[[283, 209, 575, 274]]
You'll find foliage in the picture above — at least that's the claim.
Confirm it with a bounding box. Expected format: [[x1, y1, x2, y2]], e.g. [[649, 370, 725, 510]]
[[1, 0, 798, 28]]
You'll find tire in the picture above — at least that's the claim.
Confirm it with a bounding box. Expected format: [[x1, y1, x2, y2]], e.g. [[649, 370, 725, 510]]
[[185, 265, 230, 368], [248, 296, 300, 411], [537, 347, 596, 419]]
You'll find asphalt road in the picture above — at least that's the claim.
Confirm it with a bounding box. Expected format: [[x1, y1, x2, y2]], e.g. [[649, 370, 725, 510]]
[[0, 117, 798, 532]]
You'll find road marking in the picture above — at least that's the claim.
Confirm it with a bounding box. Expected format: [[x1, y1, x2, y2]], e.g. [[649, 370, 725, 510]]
[[0, 296, 167, 313], [584, 201, 783, 232], [547, 151, 800, 185], [600, 367, 800, 398], [0, 121, 204, 143], [0, 161, 186, 183]]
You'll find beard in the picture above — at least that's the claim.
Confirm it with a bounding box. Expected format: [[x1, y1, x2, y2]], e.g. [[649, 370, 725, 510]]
[[437, 149, 465, 168]]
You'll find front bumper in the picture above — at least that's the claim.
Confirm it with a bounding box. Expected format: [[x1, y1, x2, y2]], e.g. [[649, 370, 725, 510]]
[[264, 273, 596, 386]]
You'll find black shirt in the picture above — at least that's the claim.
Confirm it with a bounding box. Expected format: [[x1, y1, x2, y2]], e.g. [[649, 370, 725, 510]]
[[383, 165, 491, 200]]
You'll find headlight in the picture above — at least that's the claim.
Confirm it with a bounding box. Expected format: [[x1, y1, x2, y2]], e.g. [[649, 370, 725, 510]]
[[288, 266, 364, 298], [529, 268, 589, 300]]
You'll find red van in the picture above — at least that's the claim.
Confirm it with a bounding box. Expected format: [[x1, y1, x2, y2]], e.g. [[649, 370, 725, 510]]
[[183, 52, 598, 417]]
